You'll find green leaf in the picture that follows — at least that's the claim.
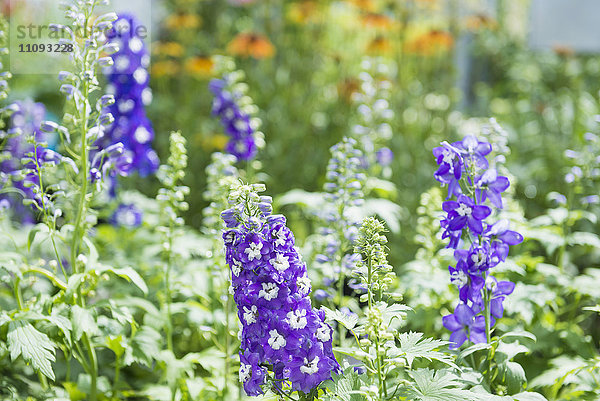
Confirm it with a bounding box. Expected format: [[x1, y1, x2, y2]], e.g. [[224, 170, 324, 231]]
[[497, 341, 530, 361], [125, 325, 162, 367], [404, 369, 490, 401], [321, 367, 368, 401], [322, 306, 358, 330], [334, 347, 375, 362], [65, 273, 87, 300], [512, 392, 548, 401], [95, 265, 148, 294], [500, 331, 537, 343], [71, 305, 98, 341], [7, 320, 56, 380], [504, 361, 527, 394], [27, 223, 49, 252], [394, 332, 457, 369], [567, 231, 600, 248], [457, 342, 492, 363], [106, 335, 126, 358], [0, 312, 11, 328]]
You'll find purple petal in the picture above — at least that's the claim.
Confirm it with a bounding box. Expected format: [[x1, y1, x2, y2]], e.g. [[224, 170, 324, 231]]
[[496, 280, 515, 295], [498, 230, 523, 245], [472, 205, 491, 220], [443, 314, 462, 332], [449, 330, 468, 349], [454, 303, 474, 325]]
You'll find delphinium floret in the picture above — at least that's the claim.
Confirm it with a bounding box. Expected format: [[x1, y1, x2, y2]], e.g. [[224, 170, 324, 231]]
[[221, 182, 339, 397], [433, 133, 523, 349]]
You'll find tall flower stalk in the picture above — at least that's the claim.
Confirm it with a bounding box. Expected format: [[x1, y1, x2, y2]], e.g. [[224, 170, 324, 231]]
[[221, 182, 340, 399], [433, 134, 523, 367], [156, 131, 189, 353], [314, 137, 365, 345]]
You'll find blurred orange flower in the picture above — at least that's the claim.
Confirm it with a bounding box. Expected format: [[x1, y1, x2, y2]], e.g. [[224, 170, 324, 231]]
[[338, 77, 360, 102], [404, 30, 453, 55], [464, 14, 497, 31], [227, 33, 275, 59], [347, 0, 376, 12], [361, 13, 394, 30], [553, 45, 575, 58], [367, 36, 392, 55], [287, 1, 319, 24], [151, 60, 180, 77], [185, 56, 214, 77], [165, 13, 201, 30], [153, 42, 184, 58]]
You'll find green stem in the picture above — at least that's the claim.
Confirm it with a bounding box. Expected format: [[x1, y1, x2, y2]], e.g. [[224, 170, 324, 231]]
[[112, 354, 121, 400], [22, 266, 67, 290], [165, 229, 174, 353], [13, 277, 24, 310]]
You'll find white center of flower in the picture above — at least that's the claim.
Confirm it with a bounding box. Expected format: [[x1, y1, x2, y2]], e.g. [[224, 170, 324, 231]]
[[115, 55, 130, 72], [450, 270, 468, 288], [234, 118, 248, 131], [286, 309, 307, 329], [442, 148, 455, 164], [268, 329, 286, 350], [456, 204, 472, 217], [300, 356, 320, 375], [118, 99, 135, 113], [231, 260, 242, 277], [271, 253, 289, 272], [245, 241, 263, 261], [471, 251, 486, 267], [134, 126, 151, 144], [259, 282, 279, 301], [239, 363, 251, 383], [273, 227, 286, 247], [243, 305, 258, 324], [316, 322, 331, 342], [129, 37, 143, 53], [133, 68, 148, 84], [296, 274, 311, 294]]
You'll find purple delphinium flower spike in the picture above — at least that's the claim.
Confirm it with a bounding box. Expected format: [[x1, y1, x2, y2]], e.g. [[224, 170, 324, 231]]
[[434, 130, 522, 349], [222, 184, 339, 396], [209, 76, 259, 161], [99, 13, 159, 194]]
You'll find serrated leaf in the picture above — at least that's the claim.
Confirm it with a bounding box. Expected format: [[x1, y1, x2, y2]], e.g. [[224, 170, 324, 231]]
[[322, 368, 368, 401], [7, 320, 56, 380], [125, 325, 162, 367], [395, 332, 457, 369], [404, 369, 489, 401], [71, 305, 98, 341], [322, 306, 358, 330], [381, 303, 412, 325]]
